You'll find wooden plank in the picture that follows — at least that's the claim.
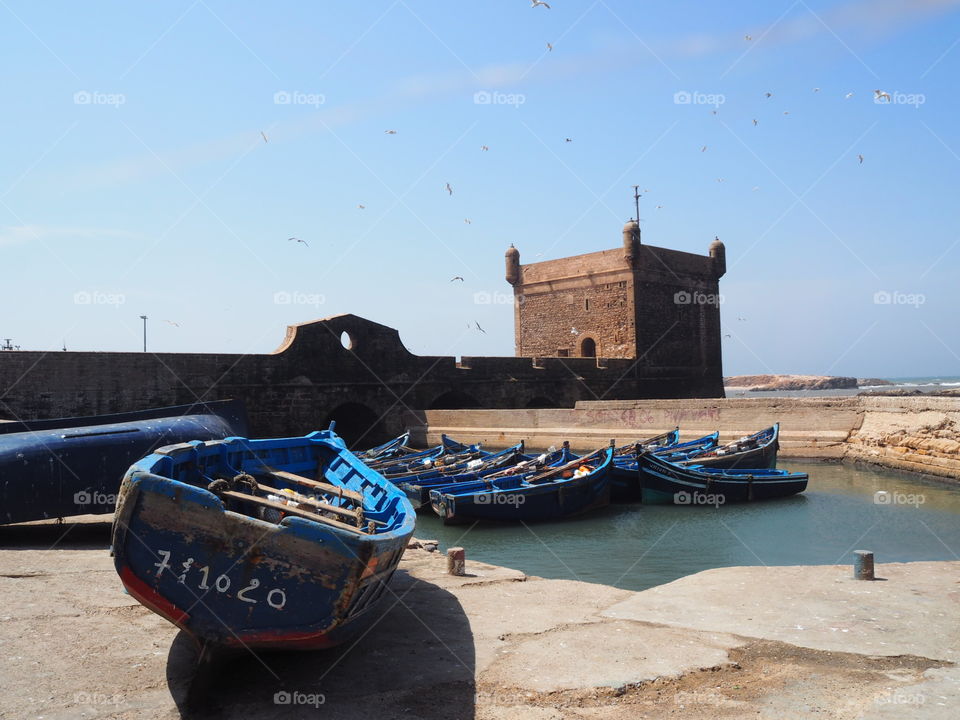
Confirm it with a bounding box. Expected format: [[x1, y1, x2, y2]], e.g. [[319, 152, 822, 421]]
[[255, 482, 360, 521], [255, 482, 384, 526], [221, 490, 368, 534], [269, 470, 364, 504]]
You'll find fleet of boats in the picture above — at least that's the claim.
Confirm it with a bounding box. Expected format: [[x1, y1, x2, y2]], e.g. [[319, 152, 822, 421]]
[[0, 404, 808, 653]]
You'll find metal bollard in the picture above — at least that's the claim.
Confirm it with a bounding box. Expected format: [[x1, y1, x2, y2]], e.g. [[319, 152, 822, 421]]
[[853, 550, 875, 580], [447, 546, 465, 576]]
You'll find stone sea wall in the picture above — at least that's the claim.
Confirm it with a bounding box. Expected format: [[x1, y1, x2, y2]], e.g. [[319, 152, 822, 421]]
[[418, 396, 960, 481]]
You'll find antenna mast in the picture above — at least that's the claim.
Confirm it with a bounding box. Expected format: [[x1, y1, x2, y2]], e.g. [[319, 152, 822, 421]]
[[632, 185, 641, 225]]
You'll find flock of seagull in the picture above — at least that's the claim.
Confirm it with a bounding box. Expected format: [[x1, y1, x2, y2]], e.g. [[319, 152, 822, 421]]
[[264, 5, 897, 341]]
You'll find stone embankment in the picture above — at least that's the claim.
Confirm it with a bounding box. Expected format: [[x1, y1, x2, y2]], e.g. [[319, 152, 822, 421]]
[[419, 396, 960, 480]]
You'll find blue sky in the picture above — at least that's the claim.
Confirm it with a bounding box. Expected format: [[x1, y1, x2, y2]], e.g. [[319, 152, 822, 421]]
[[1, 0, 958, 377]]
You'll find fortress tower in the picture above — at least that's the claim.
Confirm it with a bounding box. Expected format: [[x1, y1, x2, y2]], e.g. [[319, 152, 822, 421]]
[[505, 221, 725, 393]]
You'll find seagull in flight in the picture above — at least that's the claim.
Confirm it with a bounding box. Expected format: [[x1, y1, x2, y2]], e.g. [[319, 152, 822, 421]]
[[858, 154, 864, 164], [475, 321, 486, 334], [384, 129, 397, 134], [480, 145, 489, 151], [844, 92, 854, 99], [445, 182, 454, 195], [357, 204, 365, 209], [260, 131, 268, 143], [464, 218, 472, 224], [531, 0, 550, 8], [546, 42, 553, 51], [753, 118, 758, 126], [570, 327, 579, 335], [164, 320, 180, 327], [565, 137, 573, 143], [450, 276, 464, 282], [701, 145, 707, 152], [288, 237, 308, 247], [764, 92, 773, 98], [874, 89, 892, 103], [745, 34, 752, 41]]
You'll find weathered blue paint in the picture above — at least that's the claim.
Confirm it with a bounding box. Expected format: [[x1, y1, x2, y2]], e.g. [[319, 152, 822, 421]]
[[0, 401, 247, 525], [111, 430, 415, 650]]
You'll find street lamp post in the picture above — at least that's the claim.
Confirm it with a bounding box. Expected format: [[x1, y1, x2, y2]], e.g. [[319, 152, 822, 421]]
[[139, 315, 147, 352]]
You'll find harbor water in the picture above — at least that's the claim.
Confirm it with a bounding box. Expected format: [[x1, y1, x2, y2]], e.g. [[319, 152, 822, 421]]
[[414, 460, 960, 592]]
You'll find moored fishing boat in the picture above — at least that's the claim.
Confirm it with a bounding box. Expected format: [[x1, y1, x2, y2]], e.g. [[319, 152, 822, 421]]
[[0, 400, 247, 526], [636, 449, 807, 504], [111, 428, 414, 650], [429, 444, 615, 524], [401, 442, 571, 509], [610, 431, 719, 502], [678, 424, 779, 469], [355, 431, 411, 461]]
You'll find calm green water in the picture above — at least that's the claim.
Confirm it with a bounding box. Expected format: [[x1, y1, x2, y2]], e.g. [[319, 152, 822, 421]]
[[413, 461, 960, 591]]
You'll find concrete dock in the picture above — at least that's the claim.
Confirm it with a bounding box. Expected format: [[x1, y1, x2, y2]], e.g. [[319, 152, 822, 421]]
[[1, 516, 957, 719]]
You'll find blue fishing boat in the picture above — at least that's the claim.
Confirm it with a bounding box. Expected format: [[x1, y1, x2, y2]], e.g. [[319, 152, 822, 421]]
[[355, 431, 411, 461], [636, 449, 807, 504], [614, 428, 680, 457], [111, 428, 414, 650], [401, 442, 573, 509], [429, 444, 615, 524], [365, 435, 476, 473], [678, 424, 779, 469], [0, 401, 247, 526], [610, 431, 719, 502]]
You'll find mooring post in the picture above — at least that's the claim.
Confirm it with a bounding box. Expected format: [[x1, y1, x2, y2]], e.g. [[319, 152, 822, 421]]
[[447, 546, 465, 576], [853, 550, 875, 580]]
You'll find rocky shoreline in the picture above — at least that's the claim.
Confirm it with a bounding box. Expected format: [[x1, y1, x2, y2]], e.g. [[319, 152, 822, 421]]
[[724, 374, 894, 392]]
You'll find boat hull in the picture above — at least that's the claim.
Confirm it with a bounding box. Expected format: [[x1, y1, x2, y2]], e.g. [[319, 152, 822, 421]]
[[111, 433, 414, 650], [0, 400, 246, 525]]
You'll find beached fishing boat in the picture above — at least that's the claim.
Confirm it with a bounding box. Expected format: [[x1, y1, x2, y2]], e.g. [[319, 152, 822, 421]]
[[111, 428, 415, 650], [636, 450, 807, 504], [610, 431, 719, 502], [429, 444, 614, 524], [678, 424, 779, 469], [0, 401, 247, 526]]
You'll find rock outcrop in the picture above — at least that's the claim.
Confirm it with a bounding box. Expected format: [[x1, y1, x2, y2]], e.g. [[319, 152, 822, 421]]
[[724, 375, 858, 392]]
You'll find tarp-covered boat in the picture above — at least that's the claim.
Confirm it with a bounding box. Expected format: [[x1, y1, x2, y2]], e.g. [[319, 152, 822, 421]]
[[0, 400, 247, 525], [111, 428, 415, 650]]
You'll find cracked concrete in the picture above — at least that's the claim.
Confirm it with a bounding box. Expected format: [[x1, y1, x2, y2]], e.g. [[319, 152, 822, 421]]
[[0, 518, 957, 719]]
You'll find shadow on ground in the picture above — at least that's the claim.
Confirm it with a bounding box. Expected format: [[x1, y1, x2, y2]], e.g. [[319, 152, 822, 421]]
[[168, 567, 476, 720]]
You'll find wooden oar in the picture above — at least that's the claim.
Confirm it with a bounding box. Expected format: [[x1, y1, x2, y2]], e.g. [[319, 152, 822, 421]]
[[268, 470, 364, 505], [220, 490, 371, 534], [254, 482, 389, 528]]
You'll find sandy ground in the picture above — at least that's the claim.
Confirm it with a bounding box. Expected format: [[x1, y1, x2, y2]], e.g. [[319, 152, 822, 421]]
[[0, 516, 957, 719]]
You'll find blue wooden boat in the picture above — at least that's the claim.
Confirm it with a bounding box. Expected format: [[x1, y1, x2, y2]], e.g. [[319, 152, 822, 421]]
[[365, 435, 476, 473], [636, 449, 807, 504], [401, 442, 575, 509], [429, 444, 615, 524], [111, 428, 414, 650], [614, 428, 680, 456], [678, 424, 779, 469], [610, 431, 719, 502], [0, 401, 247, 526], [356, 431, 411, 461]]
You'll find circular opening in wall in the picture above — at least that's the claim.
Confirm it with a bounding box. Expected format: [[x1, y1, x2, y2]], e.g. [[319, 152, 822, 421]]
[[340, 331, 354, 351]]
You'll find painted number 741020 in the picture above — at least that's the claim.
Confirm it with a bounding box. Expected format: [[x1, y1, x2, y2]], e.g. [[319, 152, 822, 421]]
[[153, 550, 287, 609]]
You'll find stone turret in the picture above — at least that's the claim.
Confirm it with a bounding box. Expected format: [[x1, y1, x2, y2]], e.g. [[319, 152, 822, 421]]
[[505, 244, 520, 285], [709, 236, 726, 278], [622, 220, 640, 268]]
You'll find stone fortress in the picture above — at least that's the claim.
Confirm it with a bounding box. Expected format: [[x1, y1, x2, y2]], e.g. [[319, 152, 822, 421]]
[[0, 221, 727, 445]]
